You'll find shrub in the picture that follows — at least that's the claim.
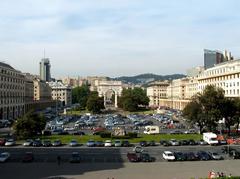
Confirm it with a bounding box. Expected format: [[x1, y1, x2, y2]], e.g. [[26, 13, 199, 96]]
[[100, 132, 111, 138], [128, 132, 138, 138]]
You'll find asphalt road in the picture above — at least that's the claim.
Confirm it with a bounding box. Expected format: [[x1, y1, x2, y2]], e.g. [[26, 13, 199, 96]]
[[1, 145, 240, 163]]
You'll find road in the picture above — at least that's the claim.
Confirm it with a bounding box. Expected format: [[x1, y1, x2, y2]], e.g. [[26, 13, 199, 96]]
[[1, 145, 239, 163]]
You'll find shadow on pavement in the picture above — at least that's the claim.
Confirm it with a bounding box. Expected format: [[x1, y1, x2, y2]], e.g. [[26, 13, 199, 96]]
[[0, 148, 125, 179]]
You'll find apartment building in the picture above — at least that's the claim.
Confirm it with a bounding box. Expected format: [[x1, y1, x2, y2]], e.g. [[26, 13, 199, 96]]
[[48, 81, 72, 107], [198, 59, 240, 97], [0, 62, 25, 120], [147, 81, 169, 107], [33, 79, 52, 101]]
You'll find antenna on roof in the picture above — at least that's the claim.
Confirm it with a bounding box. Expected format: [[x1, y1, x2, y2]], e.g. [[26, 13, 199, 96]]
[[44, 49, 46, 58]]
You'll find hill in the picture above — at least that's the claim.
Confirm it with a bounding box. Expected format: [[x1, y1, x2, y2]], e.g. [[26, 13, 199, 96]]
[[112, 73, 186, 85]]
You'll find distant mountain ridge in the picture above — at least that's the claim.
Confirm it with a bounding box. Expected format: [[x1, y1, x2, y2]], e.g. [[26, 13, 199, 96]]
[[112, 73, 186, 85]]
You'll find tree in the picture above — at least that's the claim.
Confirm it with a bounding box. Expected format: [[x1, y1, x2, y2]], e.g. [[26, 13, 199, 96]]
[[234, 98, 240, 134], [72, 84, 90, 109], [118, 87, 149, 112], [13, 111, 46, 139], [220, 98, 237, 135], [86, 91, 104, 113], [183, 85, 225, 133]]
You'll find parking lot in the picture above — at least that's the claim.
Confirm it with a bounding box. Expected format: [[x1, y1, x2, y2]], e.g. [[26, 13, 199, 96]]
[[1, 145, 240, 163]]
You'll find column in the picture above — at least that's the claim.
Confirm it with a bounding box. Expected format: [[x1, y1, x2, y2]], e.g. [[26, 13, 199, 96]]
[[115, 93, 118, 108], [104, 94, 107, 107]]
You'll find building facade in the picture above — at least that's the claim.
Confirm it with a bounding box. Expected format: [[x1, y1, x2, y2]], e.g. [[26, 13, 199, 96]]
[[198, 59, 240, 97], [48, 81, 72, 107], [0, 62, 25, 120], [40, 58, 51, 82], [147, 81, 169, 107], [34, 79, 52, 101]]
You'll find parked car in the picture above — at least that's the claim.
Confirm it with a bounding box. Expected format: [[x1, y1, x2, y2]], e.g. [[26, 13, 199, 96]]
[[229, 150, 240, 159], [139, 153, 154, 162], [197, 151, 211, 160], [5, 139, 16, 146], [174, 152, 186, 161], [104, 140, 112, 147], [95, 141, 104, 147], [127, 152, 139, 162], [148, 140, 156, 146], [184, 152, 198, 161], [69, 152, 81, 163], [52, 139, 62, 147], [23, 139, 33, 147], [218, 140, 227, 145], [69, 139, 79, 147], [198, 139, 208, 145], [133, 146, 144, 153], [162, 151, 175, 161], [0, 152, 10, 162], [188, 139, 197, 145], [209, 152, 223, 160], [0, 138, 6, 146], [32, 139, 42, 147], [114, 140, 122, 147], [170, 130, 183, 134], [160, 140, 170, 146], [22, 152, 34, 163], [122, 140, 130, 147], [86, 140, 95, 147], [184, 129, 197, 134], [139, 141, 148, 147], [169, 139, 180, 146], [42, 140, 52, 147], [180, 140, 189, 146]]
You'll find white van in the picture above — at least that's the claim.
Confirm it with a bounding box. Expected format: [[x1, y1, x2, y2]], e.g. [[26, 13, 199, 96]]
[[143, 126, 160, 135], [203, 132, 218, 145]]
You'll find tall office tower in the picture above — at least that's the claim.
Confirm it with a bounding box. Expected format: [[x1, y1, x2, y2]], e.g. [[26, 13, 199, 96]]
[[204, 49, 225, 69], [39, 58, 51, 81]]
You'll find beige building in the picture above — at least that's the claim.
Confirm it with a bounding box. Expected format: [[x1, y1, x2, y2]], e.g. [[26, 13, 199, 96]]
[[147, 78, 198, 110], [198, 59, 240, 97], [147, 81, 169, 107], [0, 62, 25, 120], [34, 79, 52, 101], [61, 77, 87, 87], [48, 81, 72, 107]]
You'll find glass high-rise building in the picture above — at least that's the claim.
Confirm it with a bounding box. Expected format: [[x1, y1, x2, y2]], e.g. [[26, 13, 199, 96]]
[[39, 58, 51, 82], [204, 49, 225, 69]]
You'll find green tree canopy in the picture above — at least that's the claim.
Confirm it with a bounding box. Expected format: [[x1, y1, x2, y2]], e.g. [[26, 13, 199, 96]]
[[183, 85, 225, 133], [72, 84, 90, 109], [86, 91, 105, 114], [118, 87, 149, 112], [13, 111, 46, 139]]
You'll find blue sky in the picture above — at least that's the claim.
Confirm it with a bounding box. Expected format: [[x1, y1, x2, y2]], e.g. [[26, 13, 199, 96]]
[[0, 0, 240, 78]]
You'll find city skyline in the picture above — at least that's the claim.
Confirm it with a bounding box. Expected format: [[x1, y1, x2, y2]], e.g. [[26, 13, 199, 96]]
[[0, 0, 240, 78]]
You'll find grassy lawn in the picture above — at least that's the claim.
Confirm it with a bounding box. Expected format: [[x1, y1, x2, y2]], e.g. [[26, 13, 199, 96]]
[[66, 109, 89, 115], [30, 134, 202, 144]]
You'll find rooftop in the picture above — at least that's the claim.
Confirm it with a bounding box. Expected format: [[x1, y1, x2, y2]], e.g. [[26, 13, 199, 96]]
[[0, 62, 15, 70]]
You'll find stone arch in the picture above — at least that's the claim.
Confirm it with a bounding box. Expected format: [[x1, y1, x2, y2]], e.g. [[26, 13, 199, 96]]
[[97, 81, 123, 108]]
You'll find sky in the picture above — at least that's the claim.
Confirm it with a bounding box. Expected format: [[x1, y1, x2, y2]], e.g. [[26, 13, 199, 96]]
[[0, 0, 240, 78]]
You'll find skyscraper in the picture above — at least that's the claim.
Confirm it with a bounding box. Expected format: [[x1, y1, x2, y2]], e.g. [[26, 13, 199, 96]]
[[204, 49, 225, 69], [39, 58, 51, 82]]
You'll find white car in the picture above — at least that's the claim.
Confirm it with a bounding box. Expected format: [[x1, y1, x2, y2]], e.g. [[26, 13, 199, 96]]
[[133, 146, 144, 153], [0, 152, 10, 162], [5, 139, 16, 146], [162, 151, 175, 161], [169, 139, 180, 146], [104, 140, 112, 147]]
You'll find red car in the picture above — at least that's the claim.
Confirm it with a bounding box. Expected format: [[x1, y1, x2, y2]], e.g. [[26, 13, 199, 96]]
[[127, 153, 140, 162], [0, 138, 6, 146]]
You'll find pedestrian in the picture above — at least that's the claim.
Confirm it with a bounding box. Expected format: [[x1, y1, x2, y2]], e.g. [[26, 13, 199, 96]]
[[57, 155, 61, 166]]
